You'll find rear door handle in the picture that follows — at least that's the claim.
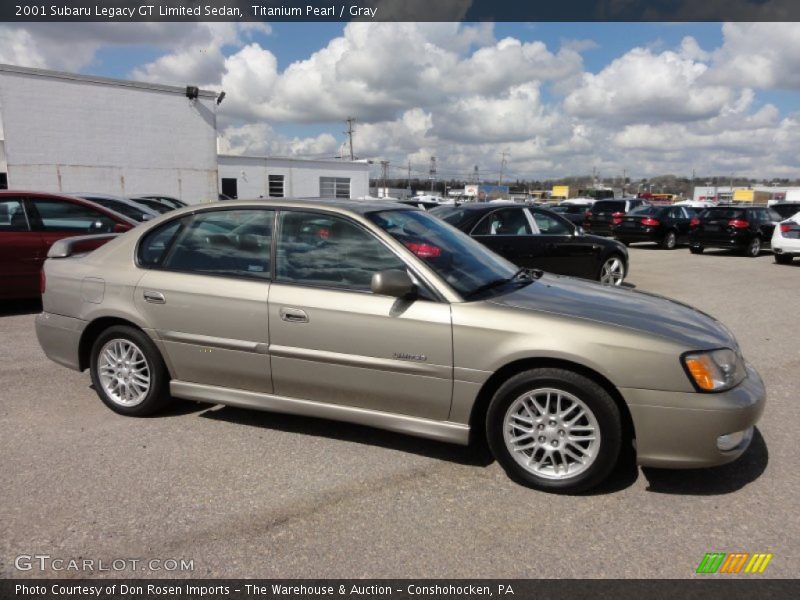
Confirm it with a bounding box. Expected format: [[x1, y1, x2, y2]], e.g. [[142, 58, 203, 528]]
[[143, 290, 166, 304], [280, 307, 308, 323]]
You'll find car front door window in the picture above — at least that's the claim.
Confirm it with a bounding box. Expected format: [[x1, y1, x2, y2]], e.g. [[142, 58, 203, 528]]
[[275, 211, 406, 292], [472, 208, 532, 236]]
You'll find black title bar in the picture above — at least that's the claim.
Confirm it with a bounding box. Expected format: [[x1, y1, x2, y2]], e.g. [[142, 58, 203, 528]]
[[4, 0, 800, 22]]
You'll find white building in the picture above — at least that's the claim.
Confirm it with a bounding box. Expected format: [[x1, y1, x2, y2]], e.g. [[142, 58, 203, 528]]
[[0, 63, 219, 203], [218, 155, 370, 200]]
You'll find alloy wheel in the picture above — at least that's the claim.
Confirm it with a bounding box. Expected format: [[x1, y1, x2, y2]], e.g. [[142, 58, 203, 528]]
[[600, 257, 625, 285], [97, 338, 151, 407], [503, 388, 601, 480]]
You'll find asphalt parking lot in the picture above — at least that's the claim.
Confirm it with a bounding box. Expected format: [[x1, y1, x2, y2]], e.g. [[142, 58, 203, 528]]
[[1, 245, 797, 579]]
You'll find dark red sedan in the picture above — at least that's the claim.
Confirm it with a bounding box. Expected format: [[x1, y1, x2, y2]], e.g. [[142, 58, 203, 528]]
[[0, 191, 136, 299]]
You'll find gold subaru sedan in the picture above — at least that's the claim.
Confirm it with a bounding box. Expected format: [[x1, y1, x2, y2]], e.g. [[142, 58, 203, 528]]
[[36, 199, 765, 493]]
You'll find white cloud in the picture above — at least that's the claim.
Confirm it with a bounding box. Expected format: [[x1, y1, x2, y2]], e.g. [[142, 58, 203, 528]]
[[708, 23, 800, 90], [564, 47, 736, 124]]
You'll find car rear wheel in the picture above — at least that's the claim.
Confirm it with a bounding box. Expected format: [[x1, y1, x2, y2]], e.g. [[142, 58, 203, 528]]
[[598, 255, 626, 286], [775, 253, 793, 264], [90, 325, 170, 416], [661, 230, 677, 250], [690, 244, 704, 254], [486, 368, 622, 494], [744, 237, 761, 257]]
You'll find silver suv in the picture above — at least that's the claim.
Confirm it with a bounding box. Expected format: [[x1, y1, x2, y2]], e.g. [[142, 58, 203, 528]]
[[36, 199, 765, 493]]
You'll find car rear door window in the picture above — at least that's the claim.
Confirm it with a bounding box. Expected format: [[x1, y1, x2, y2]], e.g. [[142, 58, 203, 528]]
[[276, 211, 405, 291], [0, 198, 30, 231], [158, 209, 273, 279], [30, 199, 117, 233], [472, 208, 532, 236]]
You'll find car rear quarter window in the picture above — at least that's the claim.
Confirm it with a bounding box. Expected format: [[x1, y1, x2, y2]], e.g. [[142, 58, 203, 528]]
[[0, 198, 30, 231], [276, 211, 405, 291], [700, 207, 746, 220], [152, 209, 273, 279]]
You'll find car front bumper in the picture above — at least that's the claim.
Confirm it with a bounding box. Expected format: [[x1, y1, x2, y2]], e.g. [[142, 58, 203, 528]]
[[35, 312, 86, 372], [622, 364, 766, 468]]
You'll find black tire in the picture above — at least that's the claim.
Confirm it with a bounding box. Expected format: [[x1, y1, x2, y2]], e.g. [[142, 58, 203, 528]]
[[774, 253, 793, 264], [690, 244, 704, 254], [486, 368, 622, 494], [89, 325, 171, 416], [661, 230, 678, 250], [744, 236, 762, 257]]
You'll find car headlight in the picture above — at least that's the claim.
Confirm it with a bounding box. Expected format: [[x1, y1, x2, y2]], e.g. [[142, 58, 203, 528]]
[[682, 348, 746, 392]]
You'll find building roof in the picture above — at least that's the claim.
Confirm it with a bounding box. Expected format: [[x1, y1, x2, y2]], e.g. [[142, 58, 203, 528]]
[[218, 154, 371, 167], [0, 63, 218, 98]]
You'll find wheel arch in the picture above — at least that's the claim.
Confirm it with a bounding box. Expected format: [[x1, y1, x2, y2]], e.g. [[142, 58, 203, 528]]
[[78, 317, 149, 371], [468, 357, 635, 447]]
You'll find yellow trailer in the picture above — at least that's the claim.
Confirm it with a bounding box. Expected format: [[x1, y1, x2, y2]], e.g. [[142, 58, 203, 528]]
[[551, 185, 570, 199], [733, 189, 770, 205]]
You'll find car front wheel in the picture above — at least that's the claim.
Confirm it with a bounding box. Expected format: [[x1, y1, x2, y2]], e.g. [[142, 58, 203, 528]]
[[598, 255, 626, 286], [486, 368, 622, 494], [89, 325, 170, 416]]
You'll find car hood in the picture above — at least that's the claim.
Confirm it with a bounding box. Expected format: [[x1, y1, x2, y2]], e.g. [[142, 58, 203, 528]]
[[488, 274, 736, 349]]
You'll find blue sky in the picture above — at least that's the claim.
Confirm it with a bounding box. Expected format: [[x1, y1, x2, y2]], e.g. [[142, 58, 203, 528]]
[[2, 21, 799, 178]]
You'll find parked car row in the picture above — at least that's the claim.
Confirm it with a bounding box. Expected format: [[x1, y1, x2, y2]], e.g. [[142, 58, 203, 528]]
[[0, 190, 186, 299]]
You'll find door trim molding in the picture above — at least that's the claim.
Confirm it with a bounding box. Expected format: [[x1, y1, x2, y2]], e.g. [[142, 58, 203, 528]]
[[170, 380, 470, 445], [160, 330, 268, 354], [269, 344, 451, 378]]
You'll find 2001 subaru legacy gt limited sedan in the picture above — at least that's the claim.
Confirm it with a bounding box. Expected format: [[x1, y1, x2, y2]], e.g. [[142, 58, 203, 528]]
[[36, 199, 766, 493]]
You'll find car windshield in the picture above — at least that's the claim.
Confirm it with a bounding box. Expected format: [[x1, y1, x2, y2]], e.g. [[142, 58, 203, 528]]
[[699, 207, 747, 220], [773, 204, 800, 219], [367, 209, 519, 298], [629, 206, 661, 216]]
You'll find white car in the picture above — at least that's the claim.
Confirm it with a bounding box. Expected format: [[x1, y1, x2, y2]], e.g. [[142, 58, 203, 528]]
[[771, 211, 800, 264]]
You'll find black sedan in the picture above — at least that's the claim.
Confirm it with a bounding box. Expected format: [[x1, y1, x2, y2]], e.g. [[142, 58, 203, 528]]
[[431, 203, 629, 285], [612, 205, 696, 249]]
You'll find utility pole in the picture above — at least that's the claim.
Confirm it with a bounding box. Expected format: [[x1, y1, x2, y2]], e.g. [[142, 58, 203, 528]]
[[499, 150, 509, 185], [380, 160, 389, 198], [407, 160, 412, 195], [622, 168, 627, 196], [691, 168, 696, 200], [472, 165, 479, 184], [429, 156, 437, 193], [344, 117, 356, 161]]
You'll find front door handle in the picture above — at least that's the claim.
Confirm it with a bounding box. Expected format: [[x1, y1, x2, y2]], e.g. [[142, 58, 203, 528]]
[[280, 307, 309, 323], [143, 290, 166, 304]]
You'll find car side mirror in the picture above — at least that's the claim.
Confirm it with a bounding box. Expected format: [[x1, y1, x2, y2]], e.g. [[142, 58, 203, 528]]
[[371, 269, 417, 298]]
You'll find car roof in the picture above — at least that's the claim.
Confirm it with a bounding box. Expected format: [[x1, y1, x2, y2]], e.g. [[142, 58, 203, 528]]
[[196, 197, 418, 216]]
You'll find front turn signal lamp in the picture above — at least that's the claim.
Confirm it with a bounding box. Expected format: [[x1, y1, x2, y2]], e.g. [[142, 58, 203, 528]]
[[682, 348, 746, 392]]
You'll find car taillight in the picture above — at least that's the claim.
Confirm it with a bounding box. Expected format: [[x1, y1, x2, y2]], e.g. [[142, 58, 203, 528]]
[[690, 217, 700, 227], [612, 212, 624, 225], [728, 219, 749, 229], [780, 223, 794, 233], [404, 242, 442, 258], [640, 217, 660, 227], [40, 269, 46, 294]]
